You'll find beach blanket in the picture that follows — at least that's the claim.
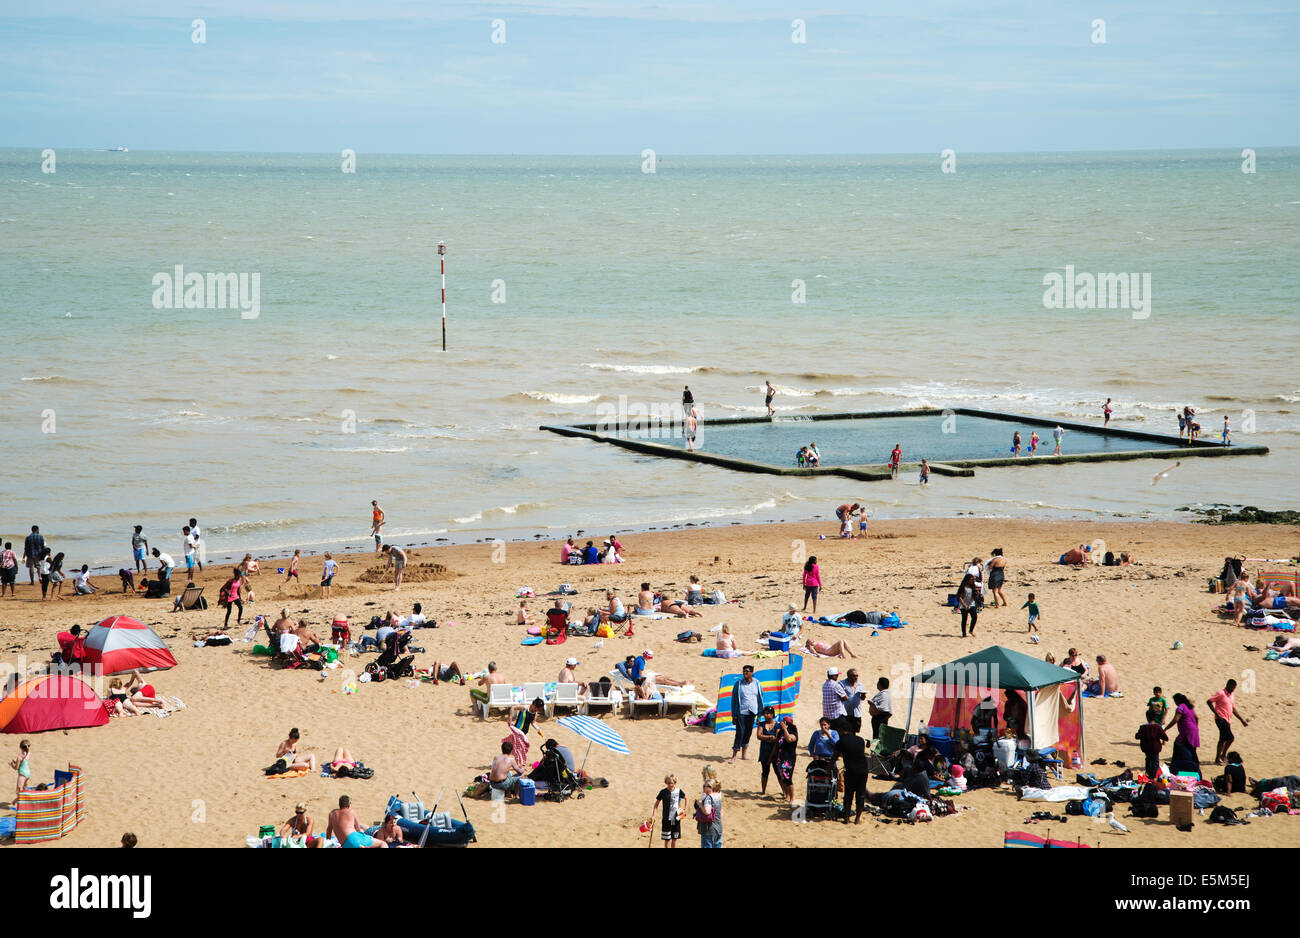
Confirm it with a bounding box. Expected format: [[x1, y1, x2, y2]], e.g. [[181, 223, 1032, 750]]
[[1019, 786, 1093, 803], [805, 612, 905, 629], [266, 767, 310, 780]]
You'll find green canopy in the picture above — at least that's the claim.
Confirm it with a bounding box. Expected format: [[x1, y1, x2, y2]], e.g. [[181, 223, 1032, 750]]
[[911, 645, 1083, 691]]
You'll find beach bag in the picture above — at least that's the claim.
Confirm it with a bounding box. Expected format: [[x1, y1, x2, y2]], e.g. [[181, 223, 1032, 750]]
[[263, 758, 290, 776], [1065, 799, 1084, 816], [1208, 805, 1237, 824], [596, 623, 614, 639], [1081, 797, 1104, 818], [710, 590, 726, 605], [1129, 800, 1158, 818]]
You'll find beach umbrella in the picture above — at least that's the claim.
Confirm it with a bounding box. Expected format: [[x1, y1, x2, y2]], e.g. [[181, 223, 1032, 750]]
[[557, 715, 629, 771]]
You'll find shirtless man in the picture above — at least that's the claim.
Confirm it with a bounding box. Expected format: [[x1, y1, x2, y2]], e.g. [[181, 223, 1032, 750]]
[[558, 656, 582, 688], [478, 661, 508, 688], [294, 620, 321, 652], [490, 740, 525, 795], [273, 608, 296, 637], [835, 503, 860, 538], [328, 795, 383, 848], [275, 728, 317, 773]]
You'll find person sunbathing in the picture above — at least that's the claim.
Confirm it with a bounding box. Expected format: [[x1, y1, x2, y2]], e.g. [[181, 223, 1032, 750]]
[[328, 795, 382, 848], [327, 746, 356, 774], [633, 676, 663, 700], [275, 728, 317, 773], [373, 813, 404, 846], [715, 624, 750, 658], [636, 583, 656, 616], [106, 677, 142, 717], [281, 803, 315, 840], [1089, 655, 1122, 696], [125, 671, 180, 711], [660, 597, 703, 618], [1058, 546, 1087, 566], [477, 661, 509, 687], [489, 740, 525, 795], [804, 637, 857, 659], [430, 660, 464, 684], [641, 666, 688, 688]]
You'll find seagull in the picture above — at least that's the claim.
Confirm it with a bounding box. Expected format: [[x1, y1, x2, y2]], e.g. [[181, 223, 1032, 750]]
[[592, 639, 604, 651], [1107, 812, 1129, 833], [1151, 462, 1181, 486]]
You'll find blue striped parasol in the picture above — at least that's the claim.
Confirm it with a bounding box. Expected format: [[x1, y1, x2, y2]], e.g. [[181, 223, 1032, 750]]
[[557, 715, 630, 771]]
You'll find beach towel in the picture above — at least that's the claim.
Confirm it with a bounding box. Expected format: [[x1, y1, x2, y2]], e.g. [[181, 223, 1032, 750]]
[[266, 767, 310, 780]]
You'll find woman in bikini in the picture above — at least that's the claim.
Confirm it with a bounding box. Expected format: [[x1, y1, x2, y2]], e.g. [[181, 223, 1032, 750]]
[[715, 625, 749, 658], [275, 728, 317, 773], [803, 637, 857, 659], [106, 677, 142, 716], [1062, 648, 1089, 679]]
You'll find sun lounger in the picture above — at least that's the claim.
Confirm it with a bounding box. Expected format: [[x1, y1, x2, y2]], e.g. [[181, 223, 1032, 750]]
[[521, 682, 550, 715], [479, 683, 515, 719], [553, 683, 583, 714], [581, 681, 621, 716], [610, 671, 664, 717]]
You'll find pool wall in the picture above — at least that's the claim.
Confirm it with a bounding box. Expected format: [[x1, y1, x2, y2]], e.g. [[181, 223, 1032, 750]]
[[539, 407, 1268, 481]]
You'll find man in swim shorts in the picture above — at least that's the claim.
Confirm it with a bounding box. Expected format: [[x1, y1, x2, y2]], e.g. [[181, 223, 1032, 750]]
[[765, 380, 775, 417], [489, 739, 525, 795], [328, 795, 382, 848]]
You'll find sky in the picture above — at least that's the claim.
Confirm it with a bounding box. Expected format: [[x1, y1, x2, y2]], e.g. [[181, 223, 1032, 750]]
[[1, 0, 1297, 153]]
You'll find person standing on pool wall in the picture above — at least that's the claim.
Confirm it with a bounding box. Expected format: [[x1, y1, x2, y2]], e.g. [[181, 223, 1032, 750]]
[[681, 385, 694, 421], [1103, 397, 1113, 427], [764, 380, 775, 417], [1052, 425, 1064, 455], [1011, 431, 1022, 458]]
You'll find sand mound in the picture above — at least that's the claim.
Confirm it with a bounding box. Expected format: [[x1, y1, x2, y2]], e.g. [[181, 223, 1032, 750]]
[[357, 561, 456, 584]]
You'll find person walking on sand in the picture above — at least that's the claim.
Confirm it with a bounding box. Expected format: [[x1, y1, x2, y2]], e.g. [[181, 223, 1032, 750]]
[[188, 518, 203, 572], [0, 542, 16, 597], [1021, 592, 1041, 636], [1052, 425, 1064, 455], [182, 525, 199, 583], [1207, 679, 1249, 765], [694, 779, 722, 848], [764, 380, 776, 417], [1164, 694, 1202, 778], [889, 444, 901, 479], [22, 526, 44, 587], [957, 573, 978, 638], [320, 552, 338, 599], [1103, 397, 1113, 427], [985, 548, 1008, 608], [382, 544, 406, 591], [283, 549, 301, 586], [131, 525, 149, 573], [651, 775, 687, 848], [219, 569, 245, 628], [802, 556, 821, 615], [370, 500, 386, 551]]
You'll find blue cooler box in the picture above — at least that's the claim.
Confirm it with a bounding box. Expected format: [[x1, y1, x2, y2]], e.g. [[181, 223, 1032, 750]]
[[768, 633, 791, 652], [518, 778, 536, 806]]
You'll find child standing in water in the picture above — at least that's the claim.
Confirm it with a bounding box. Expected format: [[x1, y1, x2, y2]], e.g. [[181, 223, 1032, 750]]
[[11, 740, 31, 794], [919, 459, 930, 485]]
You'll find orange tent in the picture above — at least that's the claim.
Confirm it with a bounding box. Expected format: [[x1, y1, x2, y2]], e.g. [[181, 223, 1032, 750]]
[[0, 674, 110, 734]]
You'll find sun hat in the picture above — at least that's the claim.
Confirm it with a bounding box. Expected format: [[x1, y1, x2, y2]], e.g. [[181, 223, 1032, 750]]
[[643, 649, 653, 659], [295, 802, 306, 811], [566, 657, 578, 666], [827, 667, 840, 677]]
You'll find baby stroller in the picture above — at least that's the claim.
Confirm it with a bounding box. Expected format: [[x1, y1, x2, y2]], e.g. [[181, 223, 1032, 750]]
[[530, 740, 581, 802], [804, 759, 841, 820]]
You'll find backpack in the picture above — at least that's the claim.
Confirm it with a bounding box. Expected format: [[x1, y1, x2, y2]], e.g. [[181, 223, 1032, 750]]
[[1065, 799, 1084, 816], [1208, 805, 1237, 824]]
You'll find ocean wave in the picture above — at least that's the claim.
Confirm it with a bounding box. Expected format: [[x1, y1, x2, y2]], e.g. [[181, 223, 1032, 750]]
[[328, 446, 410, 454], [208, 518, 302, 535], [513, 391, 602, 404], [21, 375, 69, 383], [451, 500, 545, 525], [582, 363, 697, 375]]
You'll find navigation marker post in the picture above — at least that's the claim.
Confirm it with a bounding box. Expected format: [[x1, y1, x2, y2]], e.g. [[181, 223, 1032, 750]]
[[438, 240, 447, 351]]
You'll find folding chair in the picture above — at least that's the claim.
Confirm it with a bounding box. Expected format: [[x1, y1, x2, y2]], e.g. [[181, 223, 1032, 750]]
[[868, 725, 907, 778], [177, 584, 206, 611]]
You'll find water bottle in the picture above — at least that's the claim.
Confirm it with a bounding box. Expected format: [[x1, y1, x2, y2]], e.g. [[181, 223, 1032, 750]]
[[1071, 750, 1082, 769]]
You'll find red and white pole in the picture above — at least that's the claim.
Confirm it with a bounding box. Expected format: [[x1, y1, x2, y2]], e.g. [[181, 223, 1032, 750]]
[[438, 240, 447, 351]]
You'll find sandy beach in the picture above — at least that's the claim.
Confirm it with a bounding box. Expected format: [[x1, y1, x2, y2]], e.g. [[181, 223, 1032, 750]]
[[3, 516, 1297, 849]]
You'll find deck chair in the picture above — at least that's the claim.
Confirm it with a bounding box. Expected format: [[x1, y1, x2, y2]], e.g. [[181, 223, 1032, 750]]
[[582, 680, 621, 716], [521, 682, 550, 716], [608, 615, 632, 638], [553, 683, 583, 714], [480, 683, 515, 719], [868, 725, 907, 778], [177, 584, 206, 611]]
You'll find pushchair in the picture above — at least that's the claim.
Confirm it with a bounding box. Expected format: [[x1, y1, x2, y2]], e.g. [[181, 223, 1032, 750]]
[[804, 759, 841, 820], [530, 740, 582, 802]]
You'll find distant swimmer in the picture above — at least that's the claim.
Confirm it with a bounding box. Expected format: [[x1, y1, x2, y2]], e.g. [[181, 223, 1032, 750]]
[[764, 380, 775, 417], [1151, 462, 1182, 486], [1052, 425, 1064, 455]]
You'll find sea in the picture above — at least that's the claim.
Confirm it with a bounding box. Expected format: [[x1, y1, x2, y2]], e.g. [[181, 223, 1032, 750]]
[[2, 148, 1298, 569]]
